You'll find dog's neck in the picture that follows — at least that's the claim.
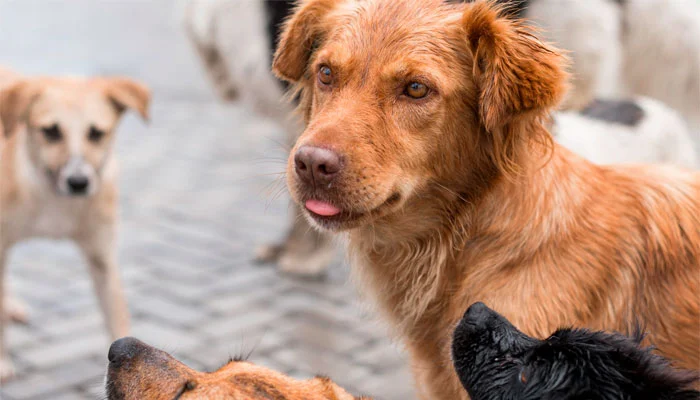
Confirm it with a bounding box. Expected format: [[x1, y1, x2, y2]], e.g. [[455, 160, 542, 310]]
[[347, 142, 596, 338]]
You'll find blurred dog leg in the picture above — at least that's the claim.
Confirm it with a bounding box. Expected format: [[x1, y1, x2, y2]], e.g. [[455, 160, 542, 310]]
[[256, 203, 336, 279], [0, 250, 16, 381], [185, 0, 337, 277], [526, 0, 622, 110], [3, 294, 28, 324], [78, 230, 130, 341]]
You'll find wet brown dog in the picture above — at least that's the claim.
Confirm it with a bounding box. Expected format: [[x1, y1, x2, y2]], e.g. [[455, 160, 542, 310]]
[[105, 337, 367, 400], [273, 0, 700, 398]]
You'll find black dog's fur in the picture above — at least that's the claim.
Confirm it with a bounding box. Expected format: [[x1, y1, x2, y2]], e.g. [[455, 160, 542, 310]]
[[452, 303, 700, 400]]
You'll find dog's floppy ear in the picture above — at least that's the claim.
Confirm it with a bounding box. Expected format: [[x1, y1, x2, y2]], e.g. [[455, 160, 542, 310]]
[[463, 1, 568, 132], [0, 80, 42, 137], [272, 0, 339, 82], [99, 77, 151, 121]]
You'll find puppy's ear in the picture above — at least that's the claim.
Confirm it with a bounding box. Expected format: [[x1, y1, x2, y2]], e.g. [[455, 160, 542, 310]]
[[272, 0, 339, 82], [463, 1, 568, 132], [0, 80, 42, 137], [100, 78, 151, 121]]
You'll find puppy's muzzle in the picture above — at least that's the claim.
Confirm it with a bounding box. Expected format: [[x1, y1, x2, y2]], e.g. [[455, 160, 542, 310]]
[[57, 156, 98, 196]]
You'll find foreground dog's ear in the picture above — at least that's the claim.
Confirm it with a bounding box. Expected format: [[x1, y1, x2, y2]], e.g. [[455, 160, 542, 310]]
[[0, 81, 42, 137], [463, 1, 568, 132], [272, 0, 339, 82], [100, 78, 151, 121]]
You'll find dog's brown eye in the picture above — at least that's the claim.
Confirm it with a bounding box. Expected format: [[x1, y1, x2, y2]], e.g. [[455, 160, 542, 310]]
[[519, 369, 528, 384], [41, 124, 62, 142], [404, 82, 428, 99], [88, 126, 105, 142], [318, 65, 333, 85]]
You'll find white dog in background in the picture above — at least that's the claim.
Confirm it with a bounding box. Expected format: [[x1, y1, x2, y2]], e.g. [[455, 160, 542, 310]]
[[182, 0, 700, 276], [555, 97, 697, 168], [527, 0, 700, 135]]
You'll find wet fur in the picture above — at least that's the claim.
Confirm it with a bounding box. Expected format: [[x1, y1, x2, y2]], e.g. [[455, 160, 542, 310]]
[[452, 303, 700, 400], [273, 1, 700, 399]]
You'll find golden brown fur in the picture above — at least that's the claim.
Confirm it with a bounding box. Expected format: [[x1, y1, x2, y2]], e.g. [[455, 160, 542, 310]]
[[106, 337, 367, 400], [273, 1, 700, 398]]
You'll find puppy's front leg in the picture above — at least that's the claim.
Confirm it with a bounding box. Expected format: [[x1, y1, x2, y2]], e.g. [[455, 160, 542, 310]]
[[77, 229, 130, 340], [0, 248, 16, 381]]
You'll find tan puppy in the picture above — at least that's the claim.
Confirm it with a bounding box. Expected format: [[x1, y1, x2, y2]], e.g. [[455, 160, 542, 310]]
[[0, 67, 149, 380], [273, 0, 700, 398], [106, 337, 367, 400]]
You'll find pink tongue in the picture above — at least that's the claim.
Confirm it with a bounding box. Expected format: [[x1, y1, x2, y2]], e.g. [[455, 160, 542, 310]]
[[305, 199, 341, 216]]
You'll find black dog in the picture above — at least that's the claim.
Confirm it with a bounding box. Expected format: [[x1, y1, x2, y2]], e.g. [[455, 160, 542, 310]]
[[452, 302, 699, 400]]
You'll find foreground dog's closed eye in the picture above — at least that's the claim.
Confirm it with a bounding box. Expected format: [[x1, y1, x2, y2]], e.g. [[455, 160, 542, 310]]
[[452, 303, 700, 400], [105, 337, 368, 400]]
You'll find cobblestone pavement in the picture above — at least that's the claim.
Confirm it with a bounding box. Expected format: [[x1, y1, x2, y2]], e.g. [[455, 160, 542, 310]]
[[0, 2, 415, 399]]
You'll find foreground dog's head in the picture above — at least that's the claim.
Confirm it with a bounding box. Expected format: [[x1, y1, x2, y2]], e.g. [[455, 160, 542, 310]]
[[0, 76, 149, 196], [451, 303, 700, 400], [106, 337, 366, 400], [273, 0, 567, 231]]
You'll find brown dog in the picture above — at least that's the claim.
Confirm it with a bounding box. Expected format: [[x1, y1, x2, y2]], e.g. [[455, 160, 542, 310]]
[[105, 337, 367, 400], [272, 0, 700, 398], [0, 67, 149, 380]]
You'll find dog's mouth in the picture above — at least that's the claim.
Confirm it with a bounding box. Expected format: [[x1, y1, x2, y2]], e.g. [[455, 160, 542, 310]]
[[302, 192, 402, 231]]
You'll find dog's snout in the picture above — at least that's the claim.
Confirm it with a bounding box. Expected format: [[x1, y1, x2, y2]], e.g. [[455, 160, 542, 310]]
[[66, 175, 90, 194], [294, 146, 342, 186], [464, 302, 492, 326], [108, 337, 144, 366]]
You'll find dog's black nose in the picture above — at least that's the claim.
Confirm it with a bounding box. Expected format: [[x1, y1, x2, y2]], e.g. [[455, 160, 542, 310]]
[[294, 146, 342, 186], [67, 175, 89, 194], [108, 337, 144, 365], [464, 302, 492, 326]]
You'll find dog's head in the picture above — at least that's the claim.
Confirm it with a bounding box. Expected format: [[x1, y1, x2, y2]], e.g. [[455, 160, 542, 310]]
[[0, 76, 149, 196], [273, 0, 567, 231], [451, 302, 700, 400], [106, 337, 366, 400]]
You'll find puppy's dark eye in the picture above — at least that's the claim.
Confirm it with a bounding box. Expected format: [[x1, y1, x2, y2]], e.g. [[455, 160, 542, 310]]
[[318, 65, 333, 85], [88, 126, 105, 142], [404, 81, 429, 99], [41, 124, 62, 142]]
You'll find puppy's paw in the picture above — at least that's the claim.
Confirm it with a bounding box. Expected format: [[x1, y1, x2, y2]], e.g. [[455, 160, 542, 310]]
[[0, 357, 16, 382], [4, 296, 29, 324], [254, 243, 285, 264], [277, 242, 336, 279]]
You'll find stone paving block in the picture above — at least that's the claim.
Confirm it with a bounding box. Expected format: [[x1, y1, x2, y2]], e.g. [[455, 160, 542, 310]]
[[131, 320, 201, 352], [0, 372, 61, 399], [198, 308, 280, 340], [130, 293, 211, 328], [19, 332, 109, 370]]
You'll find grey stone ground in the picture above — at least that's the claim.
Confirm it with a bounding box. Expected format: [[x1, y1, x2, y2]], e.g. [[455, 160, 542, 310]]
[[0, 2, 415, 399]]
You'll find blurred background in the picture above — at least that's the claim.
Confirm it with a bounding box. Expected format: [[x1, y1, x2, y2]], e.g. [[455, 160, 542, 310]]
[[0, 1, 413, 399]]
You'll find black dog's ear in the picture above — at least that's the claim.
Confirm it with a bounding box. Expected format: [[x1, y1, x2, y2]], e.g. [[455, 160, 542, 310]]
[[272, 0, 341, 82]]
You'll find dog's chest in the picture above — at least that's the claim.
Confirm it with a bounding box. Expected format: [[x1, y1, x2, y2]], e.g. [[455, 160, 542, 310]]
[[9, 198, 87, 241]]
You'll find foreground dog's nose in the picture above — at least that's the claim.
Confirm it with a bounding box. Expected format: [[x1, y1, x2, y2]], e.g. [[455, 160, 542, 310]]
[[108, 337, 144, 365], [294, 146, 342, 186], [67, 175, 89, 194]]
